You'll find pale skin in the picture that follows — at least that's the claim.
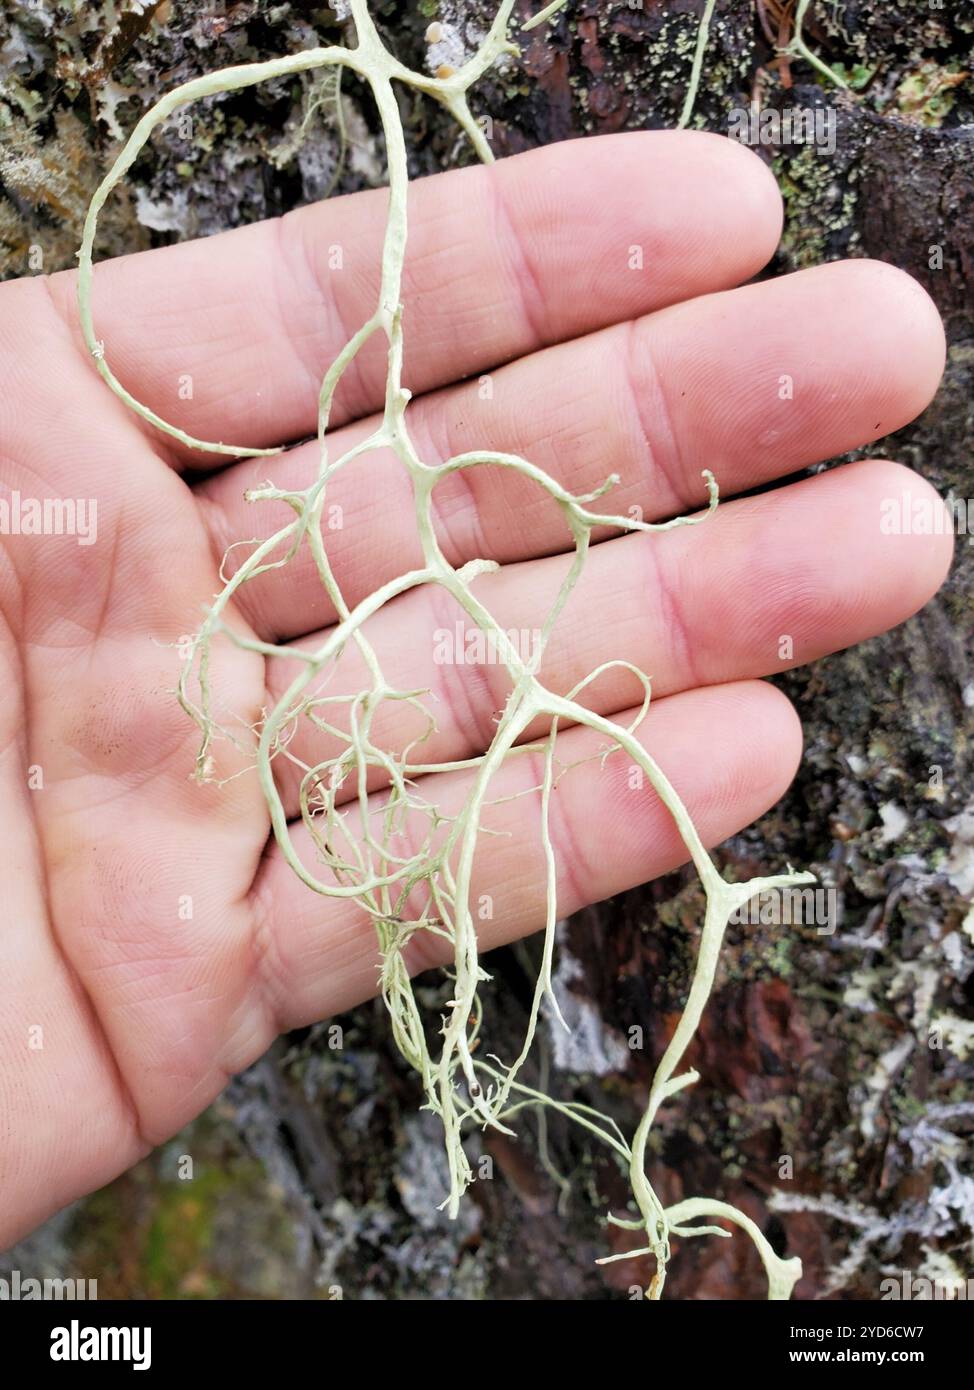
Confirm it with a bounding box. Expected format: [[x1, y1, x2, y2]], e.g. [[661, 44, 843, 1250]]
[[0, 131, 953, 1250]]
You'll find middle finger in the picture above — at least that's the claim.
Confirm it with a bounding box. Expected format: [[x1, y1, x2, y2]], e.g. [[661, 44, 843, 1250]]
[[198, 258, 944, 644]]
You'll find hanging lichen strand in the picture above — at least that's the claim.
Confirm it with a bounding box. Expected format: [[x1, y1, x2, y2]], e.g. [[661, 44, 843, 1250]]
[[78, 0, 812, 1300]]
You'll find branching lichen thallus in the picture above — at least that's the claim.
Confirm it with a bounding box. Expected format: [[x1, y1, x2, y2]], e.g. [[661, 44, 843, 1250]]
[[77, 0, 812, 1298]]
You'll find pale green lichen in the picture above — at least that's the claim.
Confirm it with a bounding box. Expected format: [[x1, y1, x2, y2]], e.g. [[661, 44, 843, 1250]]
[[77, 0, 811, 1300], [789, 0, 851, 91]]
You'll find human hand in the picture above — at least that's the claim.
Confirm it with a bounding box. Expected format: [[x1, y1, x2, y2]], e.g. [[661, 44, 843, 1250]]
[[0, 130, 950, 1247]]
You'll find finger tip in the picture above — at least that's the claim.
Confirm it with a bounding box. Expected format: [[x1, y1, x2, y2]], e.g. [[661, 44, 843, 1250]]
[[668, 128, 784, 263], [709, 132, 785, 248], [602, 128, 783, 286], [845, 259, 947, 424], [739, 678, 804, 802], [868, 458, 956, 604], [671, 682, 803, 835]]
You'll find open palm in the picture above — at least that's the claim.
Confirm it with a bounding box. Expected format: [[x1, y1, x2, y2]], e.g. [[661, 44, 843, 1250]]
[[0, 131, 951, 1248]]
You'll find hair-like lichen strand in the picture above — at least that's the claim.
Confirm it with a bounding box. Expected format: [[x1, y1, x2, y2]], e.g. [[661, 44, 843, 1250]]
[[78, 0, 812, 1300]]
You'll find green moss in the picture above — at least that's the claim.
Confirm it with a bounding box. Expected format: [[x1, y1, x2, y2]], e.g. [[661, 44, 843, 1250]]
[[143, 1168, 228, 1298]]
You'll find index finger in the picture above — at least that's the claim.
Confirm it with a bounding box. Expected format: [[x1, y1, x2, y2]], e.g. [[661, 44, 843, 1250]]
[[50, 131, 782, 465]]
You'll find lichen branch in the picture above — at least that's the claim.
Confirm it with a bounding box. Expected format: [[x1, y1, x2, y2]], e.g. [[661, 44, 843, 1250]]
[[79, 0, 808, 1301]]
